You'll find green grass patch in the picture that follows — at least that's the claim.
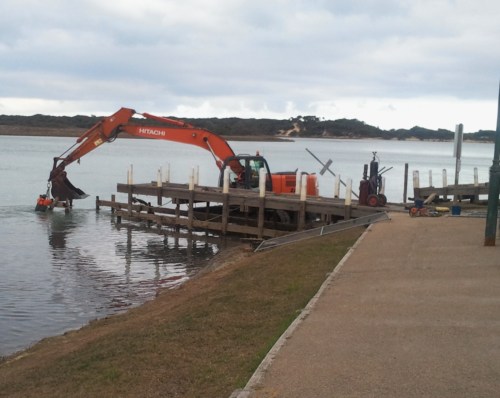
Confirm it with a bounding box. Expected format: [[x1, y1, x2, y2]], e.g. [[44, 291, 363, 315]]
[[0, 227, 363, 397]]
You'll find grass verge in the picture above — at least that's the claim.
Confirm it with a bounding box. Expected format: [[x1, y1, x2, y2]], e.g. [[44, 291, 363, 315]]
[[0, 227, 363, 398]]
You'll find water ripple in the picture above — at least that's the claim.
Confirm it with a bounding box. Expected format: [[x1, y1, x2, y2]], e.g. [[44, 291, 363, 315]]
[[0, 208, 223, 356]]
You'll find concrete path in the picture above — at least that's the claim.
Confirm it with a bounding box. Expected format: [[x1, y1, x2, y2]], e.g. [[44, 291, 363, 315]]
[[237, 212, 500, 397]]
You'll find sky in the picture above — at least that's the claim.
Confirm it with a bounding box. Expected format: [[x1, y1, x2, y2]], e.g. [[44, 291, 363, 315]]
[[1, 0, 499, 133]]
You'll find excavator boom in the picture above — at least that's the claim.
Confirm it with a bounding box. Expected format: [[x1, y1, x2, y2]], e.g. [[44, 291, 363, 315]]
[[48, 107, 244, 201], [45, 107, 318, 204], [50, 108, 136, 179], [118, 124, 237, 170]]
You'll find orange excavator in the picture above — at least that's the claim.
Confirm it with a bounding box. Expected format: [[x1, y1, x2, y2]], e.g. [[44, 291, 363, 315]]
[[44, 107, 318, 205]]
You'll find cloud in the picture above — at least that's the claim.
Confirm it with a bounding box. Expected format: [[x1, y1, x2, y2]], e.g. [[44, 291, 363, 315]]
[[0, 0, 499, 131]]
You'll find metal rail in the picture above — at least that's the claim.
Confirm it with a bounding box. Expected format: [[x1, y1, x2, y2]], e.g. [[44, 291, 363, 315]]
[[254, 212, 390, 251]]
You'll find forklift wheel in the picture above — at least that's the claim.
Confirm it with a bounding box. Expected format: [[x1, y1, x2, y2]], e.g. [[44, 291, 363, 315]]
[[367, 194, 380, 207], [377, 194, 387, 206]]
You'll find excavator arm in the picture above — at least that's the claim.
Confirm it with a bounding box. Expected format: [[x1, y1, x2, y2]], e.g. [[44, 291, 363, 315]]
[[49, 108, 136, 181], [48, 107, 243, 201], [118, 122, 241, 172]]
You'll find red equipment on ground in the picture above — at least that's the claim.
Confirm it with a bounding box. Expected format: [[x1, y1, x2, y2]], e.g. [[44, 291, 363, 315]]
[[358, 152, 391, 207]]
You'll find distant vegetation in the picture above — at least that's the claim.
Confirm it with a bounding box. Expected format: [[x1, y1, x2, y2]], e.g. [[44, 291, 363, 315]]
[[0, 113, 495, 142]]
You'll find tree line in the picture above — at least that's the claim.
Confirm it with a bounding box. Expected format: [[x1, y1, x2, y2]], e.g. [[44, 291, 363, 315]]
[[0, 113, 495, 141]]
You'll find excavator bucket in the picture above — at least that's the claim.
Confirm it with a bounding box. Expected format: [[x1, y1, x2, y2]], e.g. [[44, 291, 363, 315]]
[[50, 172, 89, 201]]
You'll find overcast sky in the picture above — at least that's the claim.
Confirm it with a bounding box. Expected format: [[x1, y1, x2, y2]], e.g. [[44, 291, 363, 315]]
[[1, 0, 499, 132]]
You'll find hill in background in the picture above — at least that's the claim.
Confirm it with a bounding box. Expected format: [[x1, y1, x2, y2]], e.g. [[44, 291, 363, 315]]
[[0, 113, 495, 142]]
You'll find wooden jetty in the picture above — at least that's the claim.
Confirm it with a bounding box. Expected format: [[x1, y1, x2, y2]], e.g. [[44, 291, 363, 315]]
[[96, 181, 385, 239], [413, 183, 489, 203], [411, 167, 489, 203]]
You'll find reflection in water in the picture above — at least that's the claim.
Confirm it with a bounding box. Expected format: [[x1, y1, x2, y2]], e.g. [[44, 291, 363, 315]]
[[0, 208, 223, 357], [113, 222, 221, 306]]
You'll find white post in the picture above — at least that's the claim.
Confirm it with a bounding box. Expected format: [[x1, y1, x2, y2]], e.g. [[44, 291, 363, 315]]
[[474, 167, 479, 186], [188, 168, 195, 191], [295, 169, 301, 195], [429, 170, 433, 187], [223, 166, 230, 194], [190, 167, 197, 187], [165, 163, 170, 183], [345, 178, 352, 206], [334, 175, 341, 198], [300, 174, 307, 201], [157, 168, 162, 187], [380, 177, 386, 195], [195, 165, 200, 186], [442, 169, 448, 200], [413, 170, 420, 189], [127, 164, 134, 184], [259, 168, 267, 198]]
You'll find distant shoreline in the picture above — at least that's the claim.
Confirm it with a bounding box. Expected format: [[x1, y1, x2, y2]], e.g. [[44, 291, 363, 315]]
[[0, 125, 291, 142], [0, 125, 493, 143], [1, 113, 496, 143], [0, 125, 87, 137]]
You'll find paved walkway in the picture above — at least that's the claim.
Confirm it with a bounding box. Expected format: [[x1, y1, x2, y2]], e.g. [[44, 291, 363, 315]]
[[236, 212, 500, 397]]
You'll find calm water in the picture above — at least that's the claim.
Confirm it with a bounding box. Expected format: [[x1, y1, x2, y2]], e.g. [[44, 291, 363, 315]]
[[0, 135, 495, 356]]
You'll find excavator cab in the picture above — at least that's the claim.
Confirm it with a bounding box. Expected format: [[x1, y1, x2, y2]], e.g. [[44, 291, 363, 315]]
[[219, 155, 273, 191]]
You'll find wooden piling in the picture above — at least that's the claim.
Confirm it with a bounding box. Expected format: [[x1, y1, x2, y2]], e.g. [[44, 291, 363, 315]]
[[442, 169, 448, 201], [403, 163, 408, 203], [187, 189, 195, 231], [344, 178, 352, 220], [222, 192, 229, 235], [258, 197, 265, 239], [297, 174, 308, 230], [102, 180, 383, 238], [175, 201, 180, 224], [127, 186, 133, 216], [334, 175, 341, 199], [157, 187, 163, 206], [413, 166, 488, 203]]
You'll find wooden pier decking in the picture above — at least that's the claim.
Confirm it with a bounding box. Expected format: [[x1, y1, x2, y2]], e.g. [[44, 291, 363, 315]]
[[413, 182, 489, 202], [97, 181, 385, 238]]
